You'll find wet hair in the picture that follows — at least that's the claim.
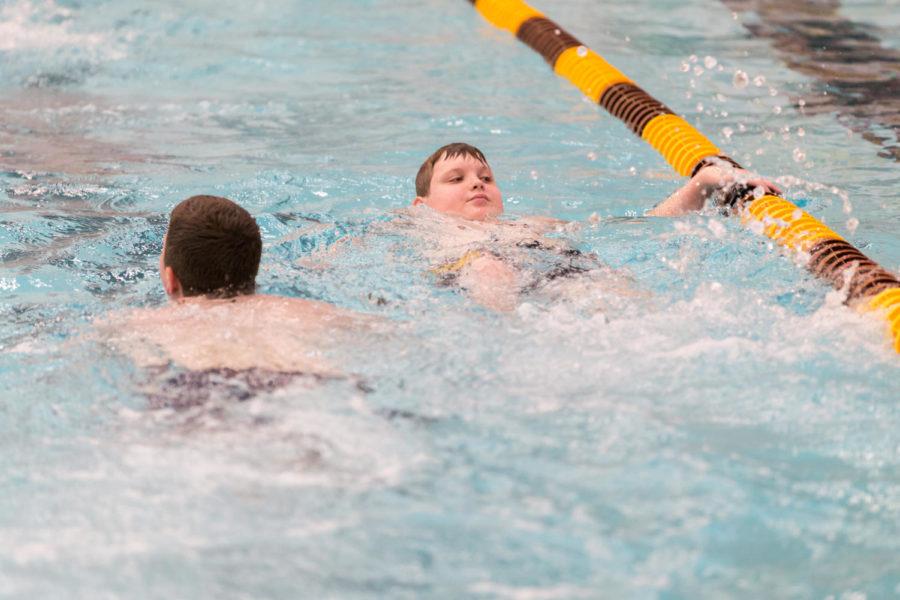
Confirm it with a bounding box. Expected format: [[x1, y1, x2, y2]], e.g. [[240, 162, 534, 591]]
[[415, 142, 488, 197], [163, 195, 262, 298]]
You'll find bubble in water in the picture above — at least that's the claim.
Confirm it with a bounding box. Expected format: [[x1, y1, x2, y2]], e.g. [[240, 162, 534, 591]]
[[685, 91, 693, 99], [576, 45, 588, 57], [773, 105, 782, 115], [738, 123, 747, 132], [680, 62, 690, 73], [689, 54, 698, 63], [769, 87, 778, 97], [753, 75, 766, 87], [842, 198, 853, 214], [704, 56, 718, 69], [715, 93, 727, 102], [797, 127, 805, 137], [764, 130, 774, 141], [722, 126, 734, 140], [798, 99, 806, 107], [693, 65, 704, 76], [792, 148, 806, 162], [628, 166, 637, 176], [587, 151, 597, 161], [530, 170, 539, 180], [696, 102, 704, 112], [846, 217, 859, 233], [733, 70, 749, 89]]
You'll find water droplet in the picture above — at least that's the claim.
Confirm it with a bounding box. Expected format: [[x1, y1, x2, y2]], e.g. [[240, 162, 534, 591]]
[[792, 148, 806, 162], [842, 198, 853, 214], [738, 123, 747, 133], [768, 87, 778, 97], [576, 46, 588, 57], [753, 75, 766, 87], [680, 62, 690, 73], [733, 70, 749, 89], [693, 65, 704, 76], [624, 36, 631, 42], [587, 151, 597, 161], [773, 105, 782, 115], [797, 127, 805, 137], [846, 217, 859, 233], [798, 99, 806, 107], [696, 102, 704, 112], [704, 56, 717, 69], [689, 54, 698, 63], [722, 126, 733, 140], [530, 170, 539, 180], [553, 29, 561, 35], [715, 93, 727, 102], [764, 130, 774, 140], [628, 166, 637, 176]]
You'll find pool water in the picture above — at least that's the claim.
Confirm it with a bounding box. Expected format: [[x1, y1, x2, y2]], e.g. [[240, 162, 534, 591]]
[[1, 0, 898, 597]]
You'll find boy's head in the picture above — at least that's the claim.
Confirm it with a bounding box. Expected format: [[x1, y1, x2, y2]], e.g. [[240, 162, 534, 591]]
[[413, 142, 503, 221], [160, 195, 262, 299]]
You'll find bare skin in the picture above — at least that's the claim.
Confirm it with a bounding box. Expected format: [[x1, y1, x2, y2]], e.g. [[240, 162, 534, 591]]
[[647, 164, 782, 217], [98, 294, 376, 374]]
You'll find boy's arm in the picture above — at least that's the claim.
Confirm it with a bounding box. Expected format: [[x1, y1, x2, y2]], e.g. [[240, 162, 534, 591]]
[[458, 254, 520, 312], [647, 165, 782, 217]]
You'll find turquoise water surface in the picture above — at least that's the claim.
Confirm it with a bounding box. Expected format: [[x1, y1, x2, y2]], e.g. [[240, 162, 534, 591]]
[[1, 0, 898, 597]]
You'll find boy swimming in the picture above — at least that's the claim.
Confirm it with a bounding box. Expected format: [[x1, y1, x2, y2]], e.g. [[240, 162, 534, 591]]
[[98, 195, 377, 406], [407, 142, 782, 310]]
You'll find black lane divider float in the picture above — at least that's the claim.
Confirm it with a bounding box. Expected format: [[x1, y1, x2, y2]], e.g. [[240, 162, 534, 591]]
[[467, 0, 900, 353]]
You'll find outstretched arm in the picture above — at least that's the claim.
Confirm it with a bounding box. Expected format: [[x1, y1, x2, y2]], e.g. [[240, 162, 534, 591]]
[[647, 164, 782, 217]]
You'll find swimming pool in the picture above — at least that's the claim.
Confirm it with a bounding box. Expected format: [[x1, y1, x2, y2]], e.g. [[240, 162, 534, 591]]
[[1, 0, 898, 597]]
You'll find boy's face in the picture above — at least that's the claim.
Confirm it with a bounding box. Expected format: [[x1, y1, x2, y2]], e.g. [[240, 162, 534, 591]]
[[414, 154, 503, 221]]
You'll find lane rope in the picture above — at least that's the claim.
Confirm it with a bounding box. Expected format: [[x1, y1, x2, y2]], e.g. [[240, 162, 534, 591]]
[[467, 0, 900, 353]]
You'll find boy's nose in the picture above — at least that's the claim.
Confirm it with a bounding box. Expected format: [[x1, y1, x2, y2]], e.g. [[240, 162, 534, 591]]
[[470, 177, 484, 189]]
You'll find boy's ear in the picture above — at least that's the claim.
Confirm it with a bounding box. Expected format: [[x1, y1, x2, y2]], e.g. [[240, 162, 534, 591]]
[[412, 196, 426, 206], [162, 266, 182, 299]]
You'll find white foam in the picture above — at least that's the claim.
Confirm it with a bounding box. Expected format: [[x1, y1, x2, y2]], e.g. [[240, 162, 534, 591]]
[[0, 0, 124, 59]]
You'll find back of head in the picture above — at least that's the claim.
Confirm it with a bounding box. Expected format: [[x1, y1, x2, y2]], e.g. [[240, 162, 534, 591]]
[[415, 142, 487, 197], [163, 195, 262, 298]]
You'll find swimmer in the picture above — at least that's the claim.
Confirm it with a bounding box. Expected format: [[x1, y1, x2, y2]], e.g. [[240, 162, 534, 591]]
[[97, 195, 379, 406], [406, 142, 781, 310]]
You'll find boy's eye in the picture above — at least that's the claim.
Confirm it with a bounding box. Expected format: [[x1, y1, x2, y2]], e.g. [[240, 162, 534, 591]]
[[481, 176, 493, 182], [449, 176, 463, 182]]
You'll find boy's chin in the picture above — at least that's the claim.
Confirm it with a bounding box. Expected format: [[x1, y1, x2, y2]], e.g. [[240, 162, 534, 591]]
[[463, 205, 502, 221]]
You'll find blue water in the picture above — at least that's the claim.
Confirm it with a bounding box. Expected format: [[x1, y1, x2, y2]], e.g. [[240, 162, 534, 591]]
[[1, 0, 898, 597]]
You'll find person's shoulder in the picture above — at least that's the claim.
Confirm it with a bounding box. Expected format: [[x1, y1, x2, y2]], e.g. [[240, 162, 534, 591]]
[[250, 294, 382, 327]]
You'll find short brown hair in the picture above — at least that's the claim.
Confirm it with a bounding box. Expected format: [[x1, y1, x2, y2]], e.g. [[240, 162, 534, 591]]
[[163, 195, 262, 298], [415, 142, 488, 197]]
